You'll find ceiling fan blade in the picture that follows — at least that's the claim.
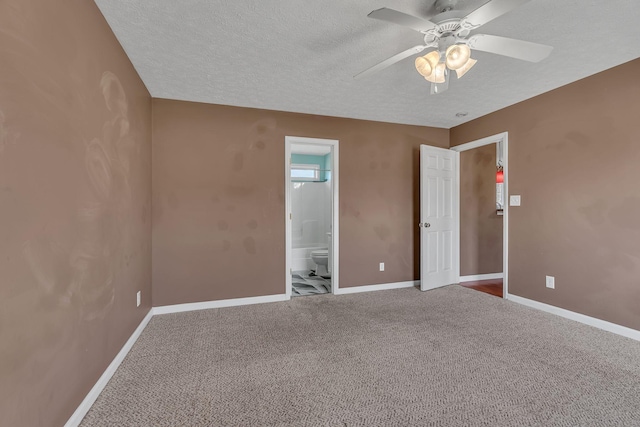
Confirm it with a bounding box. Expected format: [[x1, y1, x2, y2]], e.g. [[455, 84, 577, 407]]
[[468, 34, 553, 62], [368, 8, 436, 32], [462, 0, 531, 28], [354, 45, 426, 80]]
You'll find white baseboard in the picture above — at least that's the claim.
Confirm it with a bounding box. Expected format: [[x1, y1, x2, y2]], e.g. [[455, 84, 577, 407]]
[[153, 293, 289, 315], [459, 273, 503, 283], [334, 280, 419, 295], [507, 294, 640, 342], [66, 293, 288, 424], [64, 309, 153, 427]]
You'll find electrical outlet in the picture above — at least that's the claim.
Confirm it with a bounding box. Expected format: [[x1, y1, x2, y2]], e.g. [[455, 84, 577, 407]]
[[379, 262, 385, 272], [510, 195, 521, 206], [136, 291, 141, 307], [545, 276, 555, 289]]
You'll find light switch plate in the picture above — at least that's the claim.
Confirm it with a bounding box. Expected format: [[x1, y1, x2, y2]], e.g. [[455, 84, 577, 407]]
[[510, 195, 521, 206]]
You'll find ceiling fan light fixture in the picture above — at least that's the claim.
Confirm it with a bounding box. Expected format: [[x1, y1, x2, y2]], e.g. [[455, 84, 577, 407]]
[[414, 56, 433, 78], [445, 44, 471, 70], [455, 57, 477, 78], [425, 62, 447, 84], [424, 50, 440, 67], [417, 50, 442, 81]]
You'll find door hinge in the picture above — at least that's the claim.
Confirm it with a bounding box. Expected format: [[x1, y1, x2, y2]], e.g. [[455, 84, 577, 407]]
[[289, 213, 292, 220]]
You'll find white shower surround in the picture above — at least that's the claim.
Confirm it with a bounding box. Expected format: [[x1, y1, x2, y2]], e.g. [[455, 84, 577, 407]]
[[291, 180, 331, 271]]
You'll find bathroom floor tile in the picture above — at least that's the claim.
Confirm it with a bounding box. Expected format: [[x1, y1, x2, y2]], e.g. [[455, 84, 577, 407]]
[[292, 270, 331, 296]]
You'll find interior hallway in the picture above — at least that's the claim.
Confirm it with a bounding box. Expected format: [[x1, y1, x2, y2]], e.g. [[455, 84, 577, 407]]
[[460, 279, 503, 298]]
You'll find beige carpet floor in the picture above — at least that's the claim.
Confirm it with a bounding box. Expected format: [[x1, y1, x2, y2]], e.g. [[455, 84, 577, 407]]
[[81, 285, 640, 426]]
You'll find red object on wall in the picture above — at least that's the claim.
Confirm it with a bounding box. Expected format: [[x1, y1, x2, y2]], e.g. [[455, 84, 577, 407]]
[[496, 169, 504, 183]]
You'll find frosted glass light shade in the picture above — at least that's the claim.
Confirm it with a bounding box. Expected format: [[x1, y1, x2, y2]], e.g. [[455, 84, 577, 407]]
[[416, 50, 441, 78], [425, 62, 446, 84], [424, 50, 440, 67], [445, 44, 471, 70], [433, 62, 447, 83], [455, 57, 477, 78], [415, 56, 433, 78]]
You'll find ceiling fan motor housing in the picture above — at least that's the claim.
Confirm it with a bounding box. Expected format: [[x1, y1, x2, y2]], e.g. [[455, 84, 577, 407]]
[[435, 0, 459, 14], [423, 20, 463, 46], [437, 35, 458, 52], [437, 20, 462, 35]]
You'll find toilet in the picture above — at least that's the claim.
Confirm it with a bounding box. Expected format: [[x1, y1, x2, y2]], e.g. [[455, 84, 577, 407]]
[[310, 232, 332, 278], [310, 249, 329, 277]]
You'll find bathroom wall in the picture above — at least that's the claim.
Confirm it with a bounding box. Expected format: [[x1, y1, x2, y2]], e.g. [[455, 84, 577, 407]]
[[0, 1, 152, 426], [291, 153, 330, 181], [152, 99, 449, 306], [459, 144, 503, 276], [451, 58, 640, 330]]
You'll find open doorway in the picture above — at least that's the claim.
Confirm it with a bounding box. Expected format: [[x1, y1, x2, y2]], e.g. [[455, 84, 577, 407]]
[[452, 132, 508, 298], [285, 137, 339, 298]]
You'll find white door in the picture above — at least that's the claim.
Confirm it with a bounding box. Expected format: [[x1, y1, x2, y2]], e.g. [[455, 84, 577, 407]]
[[420, 145, 458, 291]]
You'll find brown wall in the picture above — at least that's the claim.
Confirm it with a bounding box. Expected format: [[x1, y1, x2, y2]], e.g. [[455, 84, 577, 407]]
[[0, 1, 152, 426], [7, 1, 636, 420], [451, 58, 640, 330], [460, 144, 503, 276], [152, 99, 448, 306]]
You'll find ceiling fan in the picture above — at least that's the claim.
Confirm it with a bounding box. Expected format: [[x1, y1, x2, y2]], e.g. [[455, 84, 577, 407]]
[[355, 0, 554, 94]]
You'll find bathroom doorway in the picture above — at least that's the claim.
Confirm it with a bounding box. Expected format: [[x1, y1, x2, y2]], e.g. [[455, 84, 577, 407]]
[[285, 137, 339, 298]]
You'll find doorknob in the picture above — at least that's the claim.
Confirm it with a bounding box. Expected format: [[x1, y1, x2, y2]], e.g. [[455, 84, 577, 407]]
[[419, 223, 431, 228]]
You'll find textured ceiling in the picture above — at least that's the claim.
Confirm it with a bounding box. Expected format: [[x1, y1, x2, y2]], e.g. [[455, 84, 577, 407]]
[[94, 0, 640, 128]]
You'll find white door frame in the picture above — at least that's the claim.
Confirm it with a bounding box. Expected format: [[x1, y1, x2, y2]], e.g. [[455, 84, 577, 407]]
[[450, 132, 509, 299], [285, 136, 340, 298]]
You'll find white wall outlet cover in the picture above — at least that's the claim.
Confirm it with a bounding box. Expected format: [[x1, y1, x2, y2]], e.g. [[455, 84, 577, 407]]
[[379, 262, 385, 272], [509, 195, 521, 206], [545, 276, 555, 289], [136, 291, 141, 307]]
